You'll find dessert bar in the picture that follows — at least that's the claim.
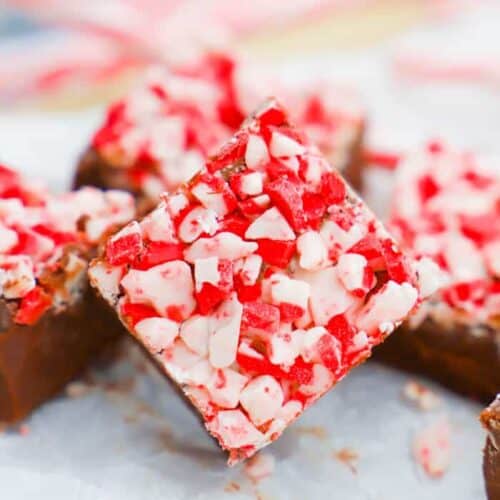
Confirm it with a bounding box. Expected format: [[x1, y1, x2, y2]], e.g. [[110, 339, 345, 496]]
[[481, 396, 500, 500], [90, 100, 430, 464], [74, 53, 365, 212], [375, 144, 500, 401], [0, 165, 134, 422]]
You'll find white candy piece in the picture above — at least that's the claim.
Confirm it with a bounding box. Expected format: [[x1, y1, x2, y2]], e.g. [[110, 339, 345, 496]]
[[209, 293, 243, 369], [134, 317, 179, 353], [178, 206, 218, 243], [185, 232, 258, 262], [206, 410, 264, 450], [270, 131, 305, 157], [206, 368, 249, 409], [268, 327, 303, 366], [121, 261, 196, 319], [89, 262, 122, 304], [180, 314, 210, 356], [239, 254, 262, 286], [297, 231, 329, 270], [414, 257, 447, 298], [320, 220, 366, 256], [0, 223, 18, 253], [240, 172, 264, 196], [356, 281, 418, 334], [337, 253, 367, 292], [483, 240, 500, 277], [245, 207, 295, 241], [239, 375, 284, 426], [269, 274, 310, 312], [194, 257, 221, 292], [245, 134, 269, 169], [191, 181, 230, 216], [296, 266, 357, 326], [141, 205, 177, 242]]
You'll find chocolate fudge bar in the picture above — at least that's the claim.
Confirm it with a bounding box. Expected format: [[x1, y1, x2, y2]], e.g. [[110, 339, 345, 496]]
[[89, 99, 428, 464], [482, 396, 500, 500], [375, 144, 500, 402], [74, 53, 365, 212], [0, 165, 134, 423]]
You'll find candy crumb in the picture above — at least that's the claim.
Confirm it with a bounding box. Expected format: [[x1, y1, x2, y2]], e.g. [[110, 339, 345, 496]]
[[224, 481, 241, 493], [18, 424, 30, 436], [295, 425, 328, 440], [65, 381, 93, 398], [402, 380, 441, 411], [332, 447, 359, 475], [243, 453, 275, 483], [413, 418, 451, 478]]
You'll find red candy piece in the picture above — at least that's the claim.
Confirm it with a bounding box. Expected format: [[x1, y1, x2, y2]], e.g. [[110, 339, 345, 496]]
[[380, 239, 412, 284], [266, 159, 301, 184], [278, 303, 305, 322], [242, 302, 280, 334], [317, 334, 341, 373], [106, 230, 142, 266], [288, 357, 314, 385], [234, 275, 262, 303], [418, 174, 440, 203], [219, 214, 250, 237], [348, 234, 382, 263], [32, 224, 76, 246], [265, 178, 305, 231], [236, 349, 287, 379], [460, 213, 500, 246], [257, 105, 287, 128], [320, 171, 346, 205], [195, 260, 233, 314], [302, 191, 327, 229], [14, 286, 52, 325], [206, 131, 248, 173], [121, 302, 158, 327], [133, 241, 183, 270], [326, 314, 355, 348], [256, 239, 296, 268]]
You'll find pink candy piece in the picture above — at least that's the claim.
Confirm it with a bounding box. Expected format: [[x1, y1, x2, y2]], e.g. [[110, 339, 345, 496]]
[[91, 99, 423, 464]]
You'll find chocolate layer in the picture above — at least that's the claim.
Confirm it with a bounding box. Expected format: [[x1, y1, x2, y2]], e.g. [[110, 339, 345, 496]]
[[0, 284, 124, 423], [374, 318, 499, 403], [481, 397, 500, 500]]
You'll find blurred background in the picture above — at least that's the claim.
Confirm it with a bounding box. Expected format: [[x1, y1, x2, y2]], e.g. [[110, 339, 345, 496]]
[[0, 0, 499, 190]]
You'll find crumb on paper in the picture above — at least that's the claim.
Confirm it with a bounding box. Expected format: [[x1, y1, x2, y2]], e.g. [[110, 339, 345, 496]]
[[294, 425, 328, 440], [332, 447, 359, 475], [65, 381, 93, 398], [413, 418, 451, 478], [18, 424, 30, 436], [224, 481, 241, 493], [243, 452, 275, 483], [402, 380, 441, 411]]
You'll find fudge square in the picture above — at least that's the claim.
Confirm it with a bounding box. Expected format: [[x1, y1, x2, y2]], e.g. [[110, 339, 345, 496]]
[[90, 100, 428, 464], [481, 396, 500, 500], [0, 165, 134, 423], [74, 53, 365, 212], [375, 143, 500, 401]]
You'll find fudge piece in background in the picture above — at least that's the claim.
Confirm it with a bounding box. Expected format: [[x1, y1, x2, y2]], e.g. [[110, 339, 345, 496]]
[[0, 165, 134, 423], [90, 100, 428, 464], [74, 53, 365, 213], [375, 144, 500, 402], [481, 396, 500, 500]]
